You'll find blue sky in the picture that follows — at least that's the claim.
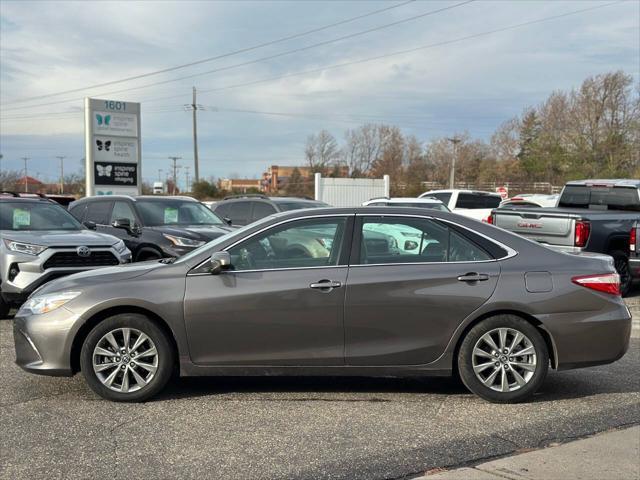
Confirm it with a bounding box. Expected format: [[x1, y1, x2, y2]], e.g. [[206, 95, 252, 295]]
[[0, 0, 638, 190]]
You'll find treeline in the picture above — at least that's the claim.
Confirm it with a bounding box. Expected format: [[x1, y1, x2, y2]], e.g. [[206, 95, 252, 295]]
[[301, 70, 639, 196]]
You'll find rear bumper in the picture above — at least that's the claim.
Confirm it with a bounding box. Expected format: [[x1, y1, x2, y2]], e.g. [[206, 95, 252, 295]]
[[543, 300, 632, 370]]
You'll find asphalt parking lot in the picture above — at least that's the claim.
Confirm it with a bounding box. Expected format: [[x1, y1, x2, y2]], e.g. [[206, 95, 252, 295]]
[[1, 312, 639, 480]]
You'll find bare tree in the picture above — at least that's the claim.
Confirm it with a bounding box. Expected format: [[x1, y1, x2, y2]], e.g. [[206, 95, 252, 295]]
[[305, 129, 339, 173]]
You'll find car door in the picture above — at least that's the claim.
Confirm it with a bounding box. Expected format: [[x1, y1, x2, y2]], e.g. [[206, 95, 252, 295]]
[[345, 214, 500, 366], [184, 214, 353, 365]]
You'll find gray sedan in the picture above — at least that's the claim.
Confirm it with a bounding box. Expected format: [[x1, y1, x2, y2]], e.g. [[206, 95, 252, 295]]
[[13, 207, 632, 403]]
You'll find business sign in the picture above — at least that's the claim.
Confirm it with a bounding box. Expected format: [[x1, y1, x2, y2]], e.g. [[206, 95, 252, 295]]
[[85, 98, 141, 196]]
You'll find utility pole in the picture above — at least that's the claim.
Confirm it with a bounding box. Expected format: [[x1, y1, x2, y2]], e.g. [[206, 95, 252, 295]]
[[158, 169, 163, 181], [192, 87, 200, 183], [20, 157, 30, 193], [56, 156, 66, 194], [184, 166, 191, 193], [168, 156, 182, 195], [447, 137, 461, 189]]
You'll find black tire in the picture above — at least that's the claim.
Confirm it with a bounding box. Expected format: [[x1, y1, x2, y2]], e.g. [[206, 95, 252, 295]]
[[135, 248, 163, 262], [0, 295, 10, 318], [458, 315, 549, 403], [610, 250, 632, 297], [80, 313, 175, 402]]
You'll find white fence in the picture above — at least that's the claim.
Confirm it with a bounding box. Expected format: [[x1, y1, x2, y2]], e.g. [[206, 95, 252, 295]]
[[314, 173, 390, 207]]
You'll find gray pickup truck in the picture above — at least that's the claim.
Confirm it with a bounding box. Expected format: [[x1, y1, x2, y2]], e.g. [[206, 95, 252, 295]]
[[491, 179, 640, 296]]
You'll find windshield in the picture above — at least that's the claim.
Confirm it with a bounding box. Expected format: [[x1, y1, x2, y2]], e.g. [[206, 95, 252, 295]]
[[558, 185, 640, 211], [0, 201, 83, 231], [174, 215, 275, 265], [275, 201, 328, 211], [136, 199, 225, 226]]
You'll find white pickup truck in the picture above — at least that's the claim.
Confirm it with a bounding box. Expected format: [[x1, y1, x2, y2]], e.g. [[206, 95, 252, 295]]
[[418, 189, 502, 222]]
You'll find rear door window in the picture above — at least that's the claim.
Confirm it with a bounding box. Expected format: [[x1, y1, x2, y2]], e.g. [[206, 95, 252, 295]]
[[85, 201, 113, 225], [456, 193, 501, 209], [252, 202, 277, 221], [229, 202, 252, 225]]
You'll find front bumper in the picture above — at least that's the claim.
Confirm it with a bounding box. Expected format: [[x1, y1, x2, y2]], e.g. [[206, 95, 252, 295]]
[[1, 246, 131, 304], [543, 300, 632, 370], [13, 307, 79, 376]]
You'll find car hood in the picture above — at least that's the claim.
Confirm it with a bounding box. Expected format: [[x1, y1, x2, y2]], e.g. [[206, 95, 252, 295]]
[[149, 224, 235, 240], [0, 229, 119, 246], [33, 260, 164, 297]]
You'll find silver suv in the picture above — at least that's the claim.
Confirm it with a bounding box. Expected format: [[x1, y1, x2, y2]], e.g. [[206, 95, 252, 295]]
[[0, 194, 131, 315]]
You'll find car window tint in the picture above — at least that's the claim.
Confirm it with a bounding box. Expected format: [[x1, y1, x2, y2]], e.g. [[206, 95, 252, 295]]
[[85, 201, 113, 225], [252, 202, 277, 221], [213, 203, 230, 218], [228, 217, 347, 271], [429, 192, 451, 205], [456, 193, 501, 209], [359, 216, 491, 264], [110, 201, 137, 225], [0, 201, 83, 231], [68, 203, 87, 221], [229, 202, 252, 225]]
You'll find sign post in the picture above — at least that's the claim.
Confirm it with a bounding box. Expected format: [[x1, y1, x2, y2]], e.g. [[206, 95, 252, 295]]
[[85, 98, 141, 196]]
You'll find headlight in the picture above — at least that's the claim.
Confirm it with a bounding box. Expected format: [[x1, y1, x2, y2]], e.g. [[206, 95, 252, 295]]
[[113, 240, 127, 253], [3, 239, 47, 256], [17, 291, 81, 316], [162, 234, 205, 247]]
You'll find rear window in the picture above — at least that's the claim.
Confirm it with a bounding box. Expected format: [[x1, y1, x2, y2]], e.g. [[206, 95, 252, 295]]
[[558, 185, 640, 211], [456, 193, 501, 209]]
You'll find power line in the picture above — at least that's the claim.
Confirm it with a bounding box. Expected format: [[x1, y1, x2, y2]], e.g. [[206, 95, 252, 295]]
[[1, 0, 416, 106], [0, 0, 470, 113]]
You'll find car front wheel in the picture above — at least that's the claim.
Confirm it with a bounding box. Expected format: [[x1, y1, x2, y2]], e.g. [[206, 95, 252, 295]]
[[80, 313, 174, 402], [458, 315, 549, 403]]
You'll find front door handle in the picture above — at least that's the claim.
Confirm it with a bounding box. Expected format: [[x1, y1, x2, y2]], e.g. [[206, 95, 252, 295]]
[[457, 272, 490, 282], [309, 279, 342, 291]]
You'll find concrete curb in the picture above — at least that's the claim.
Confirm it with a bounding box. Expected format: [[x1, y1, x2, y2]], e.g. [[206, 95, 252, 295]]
[[416, 425, 640, 480]]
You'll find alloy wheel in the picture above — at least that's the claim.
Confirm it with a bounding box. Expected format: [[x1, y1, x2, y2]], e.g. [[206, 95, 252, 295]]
[[472, 327, 537, 393], [92, 327, 158, 393]]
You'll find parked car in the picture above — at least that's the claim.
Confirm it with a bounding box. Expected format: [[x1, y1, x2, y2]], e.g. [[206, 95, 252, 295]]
[[210, 194, 328, 226], [499, 194, 559, 208], [68, 195, 235, 261], [418, 189, 502, 222], [362, 197, 450, 211], [491, 179, 640, 296], [14, 207, 630, 403], [0, 194, 131, 316]]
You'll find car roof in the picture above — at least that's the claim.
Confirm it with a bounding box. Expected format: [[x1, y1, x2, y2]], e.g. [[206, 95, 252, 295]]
[[423, 189, 502, 196], [71, 195, 198, 204], [0, 195, 55, 204], [565, 179, 640, 188]]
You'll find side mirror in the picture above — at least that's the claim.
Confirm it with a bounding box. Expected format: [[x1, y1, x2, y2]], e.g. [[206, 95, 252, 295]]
[[404, 240, 419, 251], [112, 218, 136, 234], [223, 217, 233, 226], [83, 221, 97, 230], [210, 251, 231, 275]]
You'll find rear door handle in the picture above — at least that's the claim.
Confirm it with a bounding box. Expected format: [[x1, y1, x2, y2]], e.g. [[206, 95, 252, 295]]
[[309, 279, 342, 291], [457, 273, 490, 282]]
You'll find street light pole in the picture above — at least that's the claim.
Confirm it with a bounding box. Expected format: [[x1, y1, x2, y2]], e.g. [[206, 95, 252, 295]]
[[168, 156, 182, 195], [191, 87, 200, 183], [20, 157, 30, 193], [56, 156, 66, 194], [447, 137, 461, 189]]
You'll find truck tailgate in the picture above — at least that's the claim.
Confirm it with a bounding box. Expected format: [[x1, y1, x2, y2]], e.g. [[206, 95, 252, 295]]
[[493, 210, 576, 247]]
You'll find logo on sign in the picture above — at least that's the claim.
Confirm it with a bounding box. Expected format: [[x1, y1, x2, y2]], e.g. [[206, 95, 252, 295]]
[[96, 114, 111, 126], [96, 139, 111, 151], [96, 164, 113, 177], [76, 246, 91, 257]]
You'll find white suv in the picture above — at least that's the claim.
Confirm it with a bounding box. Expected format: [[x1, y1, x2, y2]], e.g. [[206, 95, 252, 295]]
[[418, 190, 501, 222]]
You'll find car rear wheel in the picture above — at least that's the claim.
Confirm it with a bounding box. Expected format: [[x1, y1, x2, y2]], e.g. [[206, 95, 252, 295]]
[[80, 313, 174, 402], [458, 315, 549, 403]]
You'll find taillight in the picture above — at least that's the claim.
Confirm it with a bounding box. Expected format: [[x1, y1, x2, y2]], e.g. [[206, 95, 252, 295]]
[[485, 214, 493, 224], [572, 273, 621, 296], [574, 220, 590, 247], [631, 227, 637, 252]]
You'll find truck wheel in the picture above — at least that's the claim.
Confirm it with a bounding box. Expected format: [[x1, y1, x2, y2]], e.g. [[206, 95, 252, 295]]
[[0, 296, 10, 318], [458, 315, 549, 403], [610, 250, 632, 297]]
